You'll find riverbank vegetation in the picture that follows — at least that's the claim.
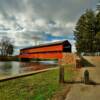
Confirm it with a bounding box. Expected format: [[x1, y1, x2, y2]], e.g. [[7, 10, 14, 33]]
[[0, 65, 76, 100], [0, 56, 18, 61]]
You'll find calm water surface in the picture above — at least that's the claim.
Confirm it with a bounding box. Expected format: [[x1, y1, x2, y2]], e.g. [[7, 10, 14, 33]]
[[0, 61, 58, 78]]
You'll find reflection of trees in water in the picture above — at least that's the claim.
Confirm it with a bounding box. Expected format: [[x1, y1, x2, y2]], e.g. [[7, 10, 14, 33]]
[[1, 62, 12, 70], [0, 62, 21, 76], [0, 62, 12, 75]]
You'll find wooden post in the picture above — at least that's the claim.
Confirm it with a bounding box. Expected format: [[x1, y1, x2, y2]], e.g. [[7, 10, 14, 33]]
[[59, 65, 64, 83], [84, 70, 89, 84], [59, 59, 64, 83]]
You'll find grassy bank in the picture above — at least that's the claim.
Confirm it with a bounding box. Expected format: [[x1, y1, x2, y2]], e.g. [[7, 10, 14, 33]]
[[0, 65, 76, 100]]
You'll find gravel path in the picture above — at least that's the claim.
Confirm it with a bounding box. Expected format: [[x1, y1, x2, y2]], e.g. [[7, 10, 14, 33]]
[[65, 56, 100, 100]]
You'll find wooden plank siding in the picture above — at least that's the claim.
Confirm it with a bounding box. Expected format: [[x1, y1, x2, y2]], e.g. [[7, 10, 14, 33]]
[[20, 45, 63, 54], [19, 52, 63, 59]]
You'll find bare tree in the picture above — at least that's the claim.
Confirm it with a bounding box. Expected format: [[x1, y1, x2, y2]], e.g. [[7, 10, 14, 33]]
[[7, 44, 14, 56], [0, 36, 14, 56]]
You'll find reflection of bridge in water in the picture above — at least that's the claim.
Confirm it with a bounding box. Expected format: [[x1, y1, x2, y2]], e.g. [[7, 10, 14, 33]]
[[0, 61, 58, 79]]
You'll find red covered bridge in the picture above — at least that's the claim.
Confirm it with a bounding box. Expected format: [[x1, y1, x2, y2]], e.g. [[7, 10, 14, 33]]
[[18, 40, 71, 60]]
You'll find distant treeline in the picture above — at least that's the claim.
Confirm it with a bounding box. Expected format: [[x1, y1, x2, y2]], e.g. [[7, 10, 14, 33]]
[[0, 56, 19, 61]]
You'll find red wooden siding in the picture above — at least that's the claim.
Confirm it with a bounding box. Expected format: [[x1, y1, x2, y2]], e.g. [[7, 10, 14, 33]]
[[21, 45, 63, 54], [19, 52, 63, 59]]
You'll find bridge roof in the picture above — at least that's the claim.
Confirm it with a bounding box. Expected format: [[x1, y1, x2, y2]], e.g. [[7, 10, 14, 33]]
[[21, 40, 71, 50]]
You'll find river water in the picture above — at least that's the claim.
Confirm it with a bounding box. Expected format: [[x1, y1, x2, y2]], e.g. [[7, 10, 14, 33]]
[[0, 61, 58, 78]]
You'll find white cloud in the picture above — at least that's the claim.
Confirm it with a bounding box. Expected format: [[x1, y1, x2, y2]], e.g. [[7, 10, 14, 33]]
[[34, 19, 46, 27], [66, 22, 75, 28]]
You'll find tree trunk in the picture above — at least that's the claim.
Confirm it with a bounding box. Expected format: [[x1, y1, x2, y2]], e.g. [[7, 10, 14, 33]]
[[59, 65, 64, 83]]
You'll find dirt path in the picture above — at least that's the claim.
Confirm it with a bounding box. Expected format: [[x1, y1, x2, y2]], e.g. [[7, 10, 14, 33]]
[[65, 56, 100, 100]]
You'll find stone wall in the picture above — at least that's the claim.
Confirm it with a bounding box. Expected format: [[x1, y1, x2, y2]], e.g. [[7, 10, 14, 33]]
[[61, 53, 76, 65]]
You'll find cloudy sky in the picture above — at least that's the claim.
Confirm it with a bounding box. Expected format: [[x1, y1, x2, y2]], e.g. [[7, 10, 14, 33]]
[[0, 0, 98, 54]]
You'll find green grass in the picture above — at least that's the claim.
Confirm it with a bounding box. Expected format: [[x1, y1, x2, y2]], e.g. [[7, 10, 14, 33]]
[[0, 65, 75, 100]]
